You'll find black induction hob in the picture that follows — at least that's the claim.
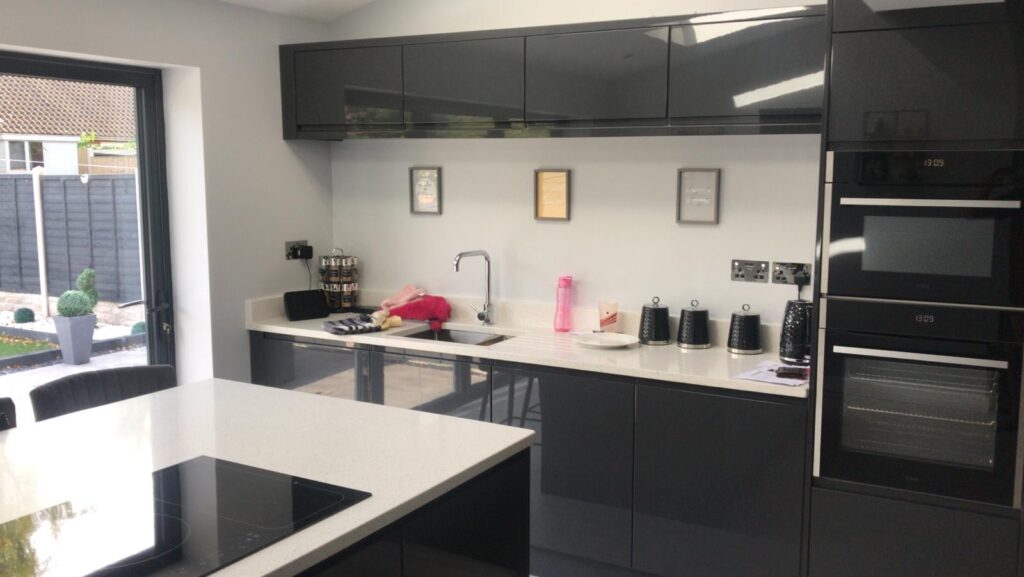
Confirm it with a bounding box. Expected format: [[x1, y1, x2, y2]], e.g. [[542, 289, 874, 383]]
[[0, 456, 371, 577]]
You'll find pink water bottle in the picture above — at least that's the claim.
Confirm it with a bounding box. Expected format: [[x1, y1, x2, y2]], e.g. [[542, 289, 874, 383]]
[[554, 275, 573, 332]]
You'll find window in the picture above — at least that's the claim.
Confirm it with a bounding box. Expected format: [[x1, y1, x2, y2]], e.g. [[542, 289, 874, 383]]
[[8, 141, 26, 171], [28, 141, 43, 169]]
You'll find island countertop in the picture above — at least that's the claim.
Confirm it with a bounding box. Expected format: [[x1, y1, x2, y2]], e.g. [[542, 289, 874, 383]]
[[0, 378, 534, 576]]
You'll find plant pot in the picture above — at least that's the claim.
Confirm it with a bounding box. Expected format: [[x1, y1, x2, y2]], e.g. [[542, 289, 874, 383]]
[[54, 314, 96, 365]]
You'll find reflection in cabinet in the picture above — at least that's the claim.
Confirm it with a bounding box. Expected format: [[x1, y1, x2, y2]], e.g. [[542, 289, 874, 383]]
[[367, 350, 490, 421], [249, 333, 363, 401], [669, 16, 825, 121], [525, 27, 669, 122], [492, 364, 634, 575], [293, 46, 403, 127], [832, 0, 1020, 32], [403, 37, 525, 125], [828, 23, 1024, 145], [633, 383, 806, 577]]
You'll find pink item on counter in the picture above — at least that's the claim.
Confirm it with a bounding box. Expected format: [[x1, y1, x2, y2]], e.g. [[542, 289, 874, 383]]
[[389, 295, 452, 332], [380, 284, 426, 312], [554, 275, 573, 333]]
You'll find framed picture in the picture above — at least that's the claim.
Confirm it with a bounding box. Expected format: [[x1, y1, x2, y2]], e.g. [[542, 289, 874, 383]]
[[410, 167, 442, 214], [535, 169, 571, 221], [677, 168, 720, 224]]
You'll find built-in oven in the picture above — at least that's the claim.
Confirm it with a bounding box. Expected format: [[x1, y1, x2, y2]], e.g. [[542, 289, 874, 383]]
[[814, 297, 1024, 508], [822, 150, 1024, 308]]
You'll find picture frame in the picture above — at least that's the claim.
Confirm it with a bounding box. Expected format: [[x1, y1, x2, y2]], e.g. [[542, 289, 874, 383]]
[[534, 169, 571, 221], [677, 168, 720, 224], [410, 167, 442, 214]]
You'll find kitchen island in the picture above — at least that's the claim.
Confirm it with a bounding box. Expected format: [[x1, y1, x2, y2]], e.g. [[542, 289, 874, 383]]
[[0, 378, 533, 576]]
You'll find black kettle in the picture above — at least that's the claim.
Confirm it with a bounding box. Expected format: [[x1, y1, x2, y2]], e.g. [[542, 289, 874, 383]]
[[779, 299, 812, 365]]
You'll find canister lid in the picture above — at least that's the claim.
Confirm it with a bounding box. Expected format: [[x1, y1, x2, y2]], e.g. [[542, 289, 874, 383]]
[[687, 299, 707, 311], [734, 303, 758, 316], [645, 296, 666, 309]]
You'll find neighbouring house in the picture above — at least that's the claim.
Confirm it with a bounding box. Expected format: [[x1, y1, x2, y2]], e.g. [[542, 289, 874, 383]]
[[0, 74, 136, 175]]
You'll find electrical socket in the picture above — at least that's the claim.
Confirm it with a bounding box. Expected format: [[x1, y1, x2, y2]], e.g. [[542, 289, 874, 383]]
[[285, 240, 309, 260], [731, 260, 769, 283], [772, 262, 812, 285]]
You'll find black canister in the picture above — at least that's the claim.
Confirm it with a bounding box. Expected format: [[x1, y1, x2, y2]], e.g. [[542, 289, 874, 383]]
[[727, 304, 762, 355], [678, 299, 711, 349], [779, 299, 812, 365], [639, 296, 671, 345]]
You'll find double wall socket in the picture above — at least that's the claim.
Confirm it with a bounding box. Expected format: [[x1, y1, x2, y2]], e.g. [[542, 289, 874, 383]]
[[285, 240, 310, 260], [772, 262, 812, 285], [731, 260, 769, 283], [732, 260, 812, 284]]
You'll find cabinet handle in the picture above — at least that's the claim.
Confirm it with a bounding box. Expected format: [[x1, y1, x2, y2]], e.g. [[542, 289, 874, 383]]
[[832, 346, 1008, 369], [839, 198, 1021, 209]]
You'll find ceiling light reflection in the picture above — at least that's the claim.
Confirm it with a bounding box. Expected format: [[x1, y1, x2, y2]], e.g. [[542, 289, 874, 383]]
[[732, 71, 825, 108]]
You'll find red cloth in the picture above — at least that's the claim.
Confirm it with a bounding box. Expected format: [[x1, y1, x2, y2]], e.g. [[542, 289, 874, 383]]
[[389, 295, 451, 332]]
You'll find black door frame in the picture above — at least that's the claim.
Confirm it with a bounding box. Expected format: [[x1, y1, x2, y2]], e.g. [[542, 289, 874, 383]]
[[0, 50, 175, 366]]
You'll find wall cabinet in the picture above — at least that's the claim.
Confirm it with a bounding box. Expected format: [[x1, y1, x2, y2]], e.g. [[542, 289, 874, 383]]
[[524, 27, 669, 122], [832, 0, 1021, 32], [289, 45, 403, 130], [809, 487, 1019, 577], [403, 37, 525, 125], [669, 16, 825, 123], [633, 382, 806, 577], [491, 363, 635, 575], [828, 23, 1024, 146]]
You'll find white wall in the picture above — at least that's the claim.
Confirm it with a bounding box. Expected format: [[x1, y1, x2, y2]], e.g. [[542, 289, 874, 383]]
[[333, 135, 820, 324], [331, 0, 825, 40], [1, 0, 333, 382]]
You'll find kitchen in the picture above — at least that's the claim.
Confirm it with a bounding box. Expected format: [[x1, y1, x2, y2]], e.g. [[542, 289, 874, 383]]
[[1, 0, 1022, 576]]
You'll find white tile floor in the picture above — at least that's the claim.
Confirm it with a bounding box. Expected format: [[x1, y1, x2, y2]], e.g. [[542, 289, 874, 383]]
[[0, 348, 147, 426]]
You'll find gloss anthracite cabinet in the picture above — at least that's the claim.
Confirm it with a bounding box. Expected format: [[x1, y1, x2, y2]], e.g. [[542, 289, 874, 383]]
[[832, 0, 1022, 32], [364, 349, 490, 421], [491, 364, 635, 575], [292, 46, 403, 127], [633, 383, 806, 577], [809, 487, 1019, 577], [828, 23, 1024, 146], [524, 27, 669, 122], [403, 37, 525, 125], [249, 332, 365, 400], [669, 16, 825, 122]]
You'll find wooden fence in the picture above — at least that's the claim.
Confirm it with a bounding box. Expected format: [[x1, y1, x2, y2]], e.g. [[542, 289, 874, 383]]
[[0, 174, 142, 303]]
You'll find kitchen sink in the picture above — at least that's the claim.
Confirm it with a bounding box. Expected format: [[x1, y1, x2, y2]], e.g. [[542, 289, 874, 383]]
[[405, 328, 512, 347]]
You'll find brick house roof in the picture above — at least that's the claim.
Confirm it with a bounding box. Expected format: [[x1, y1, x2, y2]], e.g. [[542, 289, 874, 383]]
[[0, 74, 136, 141]]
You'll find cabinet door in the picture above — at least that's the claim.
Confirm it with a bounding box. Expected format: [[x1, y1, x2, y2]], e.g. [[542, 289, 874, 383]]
[[404, 37, 525, 125], [491, 364, 634, 572], [633, 383, 806, 577], [525, 27, 669, 122], [369, 351, 490, 421], [250, 333, 363, 400], [293, 46, 403, 126], [809, 487, 1019, 577], [669, 17, 825, 120], [833, 0, 1020, 32], [828, 23, 1024, 145]]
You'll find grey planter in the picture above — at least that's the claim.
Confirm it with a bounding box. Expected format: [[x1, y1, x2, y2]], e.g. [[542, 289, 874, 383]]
[[53, 314, 96, 365]]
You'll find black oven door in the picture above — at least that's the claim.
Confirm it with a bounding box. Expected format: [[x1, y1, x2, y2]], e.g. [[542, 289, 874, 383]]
[[818, 329, 1022, 507], [823, 183, 1024, 307]]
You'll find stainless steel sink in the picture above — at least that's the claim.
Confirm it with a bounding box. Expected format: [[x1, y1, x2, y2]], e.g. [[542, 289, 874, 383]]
[[405, 328, 511, 346]]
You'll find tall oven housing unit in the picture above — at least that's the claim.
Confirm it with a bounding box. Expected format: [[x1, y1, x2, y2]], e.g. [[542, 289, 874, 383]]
[[809, 2, 1024, 577]]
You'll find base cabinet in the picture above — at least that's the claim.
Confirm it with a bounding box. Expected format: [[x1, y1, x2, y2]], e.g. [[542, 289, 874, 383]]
[[366, 349, 490, 421], [809, 487, 1019, 577], [250, 333, 364, 400], [633, 383, 806, 577]]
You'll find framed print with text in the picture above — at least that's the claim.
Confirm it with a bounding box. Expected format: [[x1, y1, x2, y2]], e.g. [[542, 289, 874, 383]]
[[535, 169, 571, 221], [410, 167, 442, 214]]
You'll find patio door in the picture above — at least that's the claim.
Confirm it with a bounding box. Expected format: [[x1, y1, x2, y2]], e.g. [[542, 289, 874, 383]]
[[0, 51, 174, 367]]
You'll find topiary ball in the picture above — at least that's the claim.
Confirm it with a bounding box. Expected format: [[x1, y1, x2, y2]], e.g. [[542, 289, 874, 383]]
[[57, 290, 95, 317], [13, 308, 35, 323], [76, 268, 99, 307], [131, 321, 147, 335]]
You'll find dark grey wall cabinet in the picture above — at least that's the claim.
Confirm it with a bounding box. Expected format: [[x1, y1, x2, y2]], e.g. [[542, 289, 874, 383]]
[[293, 46, 403, 127], [366, 349, 490, 421], [833, 0, 1022, 32], [809, 487, 1020, 577], [403, 37, 525, 125], [491, 364, 635, 574], [828, 23, 1024, 146], [669, 16, 825, 121], [525, 27, 669, 122], [250, 333, 364, 400], [633, 383, 806, 577]]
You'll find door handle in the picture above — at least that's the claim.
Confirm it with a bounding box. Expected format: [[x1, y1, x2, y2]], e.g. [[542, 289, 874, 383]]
[[832, 346, 1008, 369], [839, 198, 1021, 209]]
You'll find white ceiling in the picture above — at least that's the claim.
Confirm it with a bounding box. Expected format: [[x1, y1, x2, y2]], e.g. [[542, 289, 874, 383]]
[[218, 0, 377, 22]]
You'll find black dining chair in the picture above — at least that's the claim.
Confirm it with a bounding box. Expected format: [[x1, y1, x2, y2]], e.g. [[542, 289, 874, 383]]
[[0, 398, 15, 431], [30, 365, 177, 422]]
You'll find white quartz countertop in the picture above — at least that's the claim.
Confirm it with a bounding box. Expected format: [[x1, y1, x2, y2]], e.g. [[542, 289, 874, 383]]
[[0, 379, 534, 576], [247, 297, 809, 399]]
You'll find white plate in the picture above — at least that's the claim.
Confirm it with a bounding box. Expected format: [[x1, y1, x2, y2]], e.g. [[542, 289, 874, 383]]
[[572, 332, 639, 349]]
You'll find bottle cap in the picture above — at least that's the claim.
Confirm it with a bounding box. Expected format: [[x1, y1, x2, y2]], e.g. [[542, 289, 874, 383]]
[[558, 276, 573, 288]]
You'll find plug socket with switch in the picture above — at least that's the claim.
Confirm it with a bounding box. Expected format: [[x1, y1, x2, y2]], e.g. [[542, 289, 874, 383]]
[[285, 241, 312, 260]]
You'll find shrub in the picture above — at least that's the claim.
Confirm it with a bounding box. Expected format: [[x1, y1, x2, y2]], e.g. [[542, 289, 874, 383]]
[[131, 321, 147, 335], [76, 268, 98, 307], [57, 290, 94, 317], [13, 308, 35, 323]]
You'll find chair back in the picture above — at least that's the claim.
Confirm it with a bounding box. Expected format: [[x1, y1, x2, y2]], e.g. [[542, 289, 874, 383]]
[[31, 365, 177, 422], [0, 398, 15, 430]]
